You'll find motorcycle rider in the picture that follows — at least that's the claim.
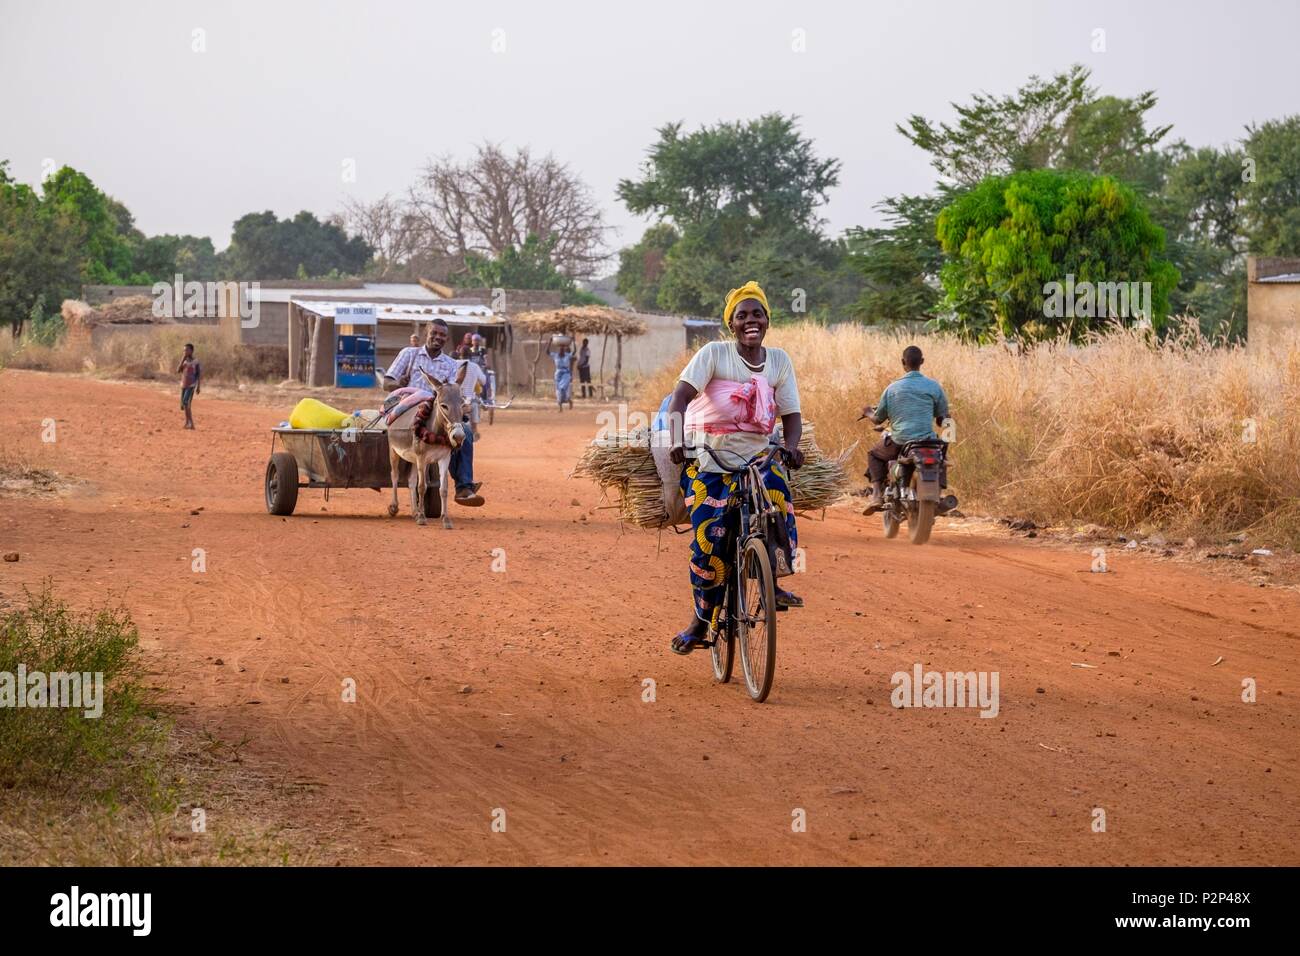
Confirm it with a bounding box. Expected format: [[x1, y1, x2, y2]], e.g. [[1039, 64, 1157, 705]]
[[862, 345, 951, 514]]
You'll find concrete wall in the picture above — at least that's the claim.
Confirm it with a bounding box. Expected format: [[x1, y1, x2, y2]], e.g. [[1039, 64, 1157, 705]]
[[287, 304, 337, 386], [1247, 256, 1300, 350], [452, 288, 562, 314], [224, 301, 290, 346]]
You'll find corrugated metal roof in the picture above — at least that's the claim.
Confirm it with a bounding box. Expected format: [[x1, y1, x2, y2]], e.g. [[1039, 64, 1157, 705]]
[[362, 282, 441, 299], [1256, 273, 1300, 283], [249, 287, 364, 304], [290, 299, 503, 324], [248, 283, 439, 304]]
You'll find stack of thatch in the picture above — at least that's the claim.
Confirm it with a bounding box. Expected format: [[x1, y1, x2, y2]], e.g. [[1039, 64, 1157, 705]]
[[61, 299, 95, 328], [573, 423, 853, 529], [62, 296, 167, 327], [513, 305, 647, 338], [94, 295, 164, 324]]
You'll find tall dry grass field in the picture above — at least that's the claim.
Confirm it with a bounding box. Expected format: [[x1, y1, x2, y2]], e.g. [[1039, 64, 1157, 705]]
[[1, 325, 285, 383], [636, 323, 1300, 548]]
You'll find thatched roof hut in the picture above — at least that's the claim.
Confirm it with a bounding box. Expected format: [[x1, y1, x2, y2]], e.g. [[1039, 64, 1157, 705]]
[[512, 306, 647, 398], [512, 305, 646, 338]]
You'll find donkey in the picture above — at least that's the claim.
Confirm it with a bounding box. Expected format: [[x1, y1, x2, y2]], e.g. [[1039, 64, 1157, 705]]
[[385, 364, 468, 528]]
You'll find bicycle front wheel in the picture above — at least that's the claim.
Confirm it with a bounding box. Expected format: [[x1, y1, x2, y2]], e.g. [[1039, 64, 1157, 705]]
[[736, 537, 777, 702]]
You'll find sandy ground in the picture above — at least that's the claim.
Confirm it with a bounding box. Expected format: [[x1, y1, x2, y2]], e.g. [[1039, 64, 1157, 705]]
[[2, 369, 1297, 866]]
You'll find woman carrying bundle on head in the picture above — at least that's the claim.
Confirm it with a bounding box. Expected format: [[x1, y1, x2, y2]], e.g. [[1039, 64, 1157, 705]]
[[663, 280, 805, 656]]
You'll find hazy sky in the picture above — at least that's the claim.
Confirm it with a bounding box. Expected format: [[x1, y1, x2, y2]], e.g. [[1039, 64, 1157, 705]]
[[3, 0, 1296, 263]]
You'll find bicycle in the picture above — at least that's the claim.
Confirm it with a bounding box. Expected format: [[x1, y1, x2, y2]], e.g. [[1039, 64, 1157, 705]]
[[686, 442, 792, 703]]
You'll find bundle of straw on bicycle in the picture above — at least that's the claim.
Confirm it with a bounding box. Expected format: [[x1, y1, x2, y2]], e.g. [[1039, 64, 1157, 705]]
[[573, 422, 853, 530]]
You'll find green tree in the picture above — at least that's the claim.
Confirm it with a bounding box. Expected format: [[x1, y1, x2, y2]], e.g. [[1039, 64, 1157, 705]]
[[853, 66, 1173, 326], [0, 161, 85, 336], [25, 295, 66, 346], [615, 222, 678, 310], [844, 193, 949, 325], [616, 113, 857, 319], [1154, 143, 1247, 334], [462, 233, 599, 305], [133, 234, 220, 282], [1240, 116, 1300, 255], [898, 66, 1170, 188], [618, 114, 840, 231], [39, 166, 142, 283], [935, 170, 1179, 341], [221, 210, 371, 279]]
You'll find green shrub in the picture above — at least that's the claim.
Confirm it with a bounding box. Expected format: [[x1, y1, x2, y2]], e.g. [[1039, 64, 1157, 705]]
[[0, 586, 171, 808]]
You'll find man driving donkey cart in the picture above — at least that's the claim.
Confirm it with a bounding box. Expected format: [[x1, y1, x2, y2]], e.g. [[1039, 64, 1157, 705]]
[[382, 319, 487, 517]]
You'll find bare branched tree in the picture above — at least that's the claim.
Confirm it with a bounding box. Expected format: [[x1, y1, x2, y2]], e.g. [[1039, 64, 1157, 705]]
[[408, 143, 609, 279], [332, 194, 423, 278]]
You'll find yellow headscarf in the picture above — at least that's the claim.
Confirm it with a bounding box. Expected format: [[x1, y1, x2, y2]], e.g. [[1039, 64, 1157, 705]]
[[722, 281, 770, 332]]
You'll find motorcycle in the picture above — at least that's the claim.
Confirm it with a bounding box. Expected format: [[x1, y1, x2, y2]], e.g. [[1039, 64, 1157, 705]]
[[872, 426, 958, 545]]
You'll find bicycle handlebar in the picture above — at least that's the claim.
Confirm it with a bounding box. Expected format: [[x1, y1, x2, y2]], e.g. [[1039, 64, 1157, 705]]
[[683, 442, 787, 474]]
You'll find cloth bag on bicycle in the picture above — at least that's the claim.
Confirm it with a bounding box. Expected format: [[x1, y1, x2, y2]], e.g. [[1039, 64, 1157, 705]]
[[651, 394, 690, 526]]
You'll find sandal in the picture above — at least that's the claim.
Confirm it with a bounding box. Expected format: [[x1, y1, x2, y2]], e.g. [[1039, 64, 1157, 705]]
[[775, 588, 804, 609], [671, 627, 706, 655]]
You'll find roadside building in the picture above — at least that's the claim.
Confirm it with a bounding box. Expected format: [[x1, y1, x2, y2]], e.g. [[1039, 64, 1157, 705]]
[[1247, 256, 1300, 349], [288, 299, 506, 387]]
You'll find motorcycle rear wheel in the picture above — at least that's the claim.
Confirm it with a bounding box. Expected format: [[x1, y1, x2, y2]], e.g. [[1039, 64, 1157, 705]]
[[909, 499, 935, 544]]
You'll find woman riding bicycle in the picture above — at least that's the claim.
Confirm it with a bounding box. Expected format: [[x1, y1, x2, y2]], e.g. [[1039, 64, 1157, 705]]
[[666, 280, 805, 656]]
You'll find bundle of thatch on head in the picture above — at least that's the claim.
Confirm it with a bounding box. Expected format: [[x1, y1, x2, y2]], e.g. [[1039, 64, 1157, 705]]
[[512, 305, 647, 398]]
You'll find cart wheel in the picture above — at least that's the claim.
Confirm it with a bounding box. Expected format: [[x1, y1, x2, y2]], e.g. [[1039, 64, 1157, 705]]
[[423, 462, 442, 519], [266, 452, 299, 515]]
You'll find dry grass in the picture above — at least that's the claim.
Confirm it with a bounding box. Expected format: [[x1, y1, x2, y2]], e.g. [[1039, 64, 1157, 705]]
[[573, 424, 850, 528], [636, 322, 1300, 548], [0, 326, 286, 383]]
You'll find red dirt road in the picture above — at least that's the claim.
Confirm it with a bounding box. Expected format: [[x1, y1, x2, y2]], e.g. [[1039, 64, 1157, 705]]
[[3, 369, 1297, 865]]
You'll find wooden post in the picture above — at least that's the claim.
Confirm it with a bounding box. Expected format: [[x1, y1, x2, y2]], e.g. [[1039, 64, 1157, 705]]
[[598, 333, 608, 400], [613, 333, 623, 399], [307, 314, 320, 387], [529, 335, 546, 395]]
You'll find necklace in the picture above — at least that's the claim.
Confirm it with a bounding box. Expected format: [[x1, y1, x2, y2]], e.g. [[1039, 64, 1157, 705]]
[[736, 344, 766, 372]]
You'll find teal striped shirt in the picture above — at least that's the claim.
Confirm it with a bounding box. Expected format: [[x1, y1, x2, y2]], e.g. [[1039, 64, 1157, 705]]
[[873, 370, 950, 443]]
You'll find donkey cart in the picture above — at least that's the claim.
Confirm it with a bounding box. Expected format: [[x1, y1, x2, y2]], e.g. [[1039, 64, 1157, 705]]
[[264, 427, 442, 518]]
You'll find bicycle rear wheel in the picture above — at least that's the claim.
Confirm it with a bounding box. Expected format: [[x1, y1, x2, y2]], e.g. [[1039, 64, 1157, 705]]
[[736, 537, 777, 702]]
